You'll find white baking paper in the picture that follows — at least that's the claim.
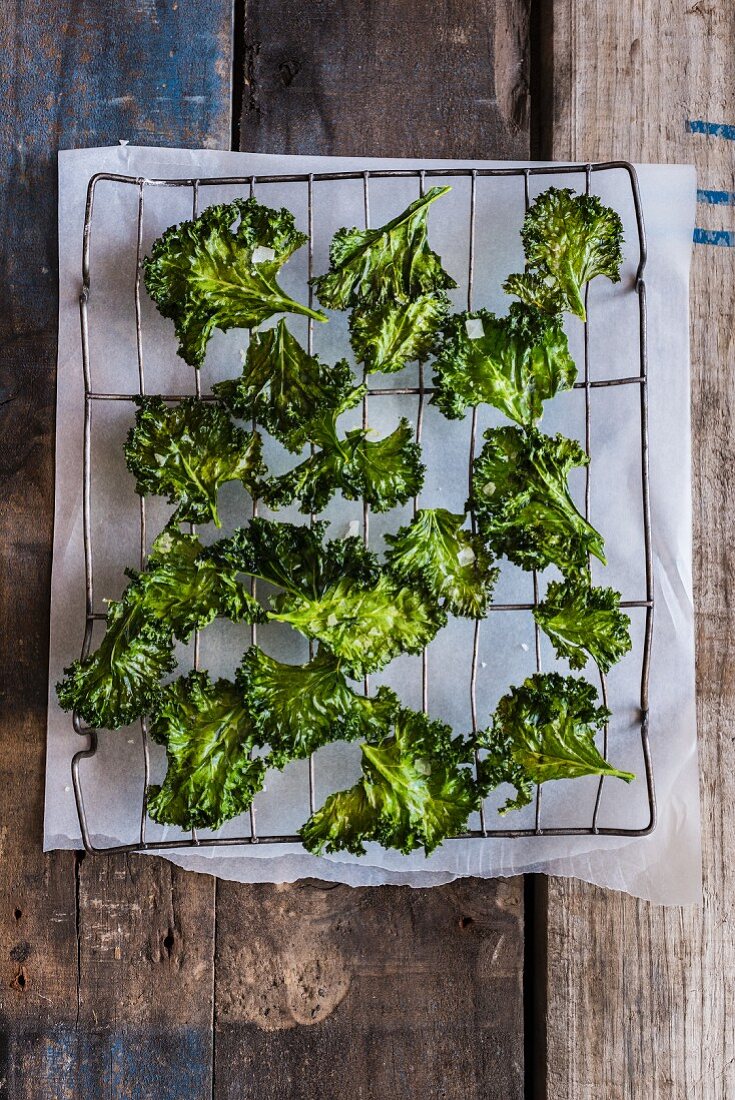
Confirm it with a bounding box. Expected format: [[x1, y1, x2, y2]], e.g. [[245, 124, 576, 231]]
[[45, 146, 700, 905]]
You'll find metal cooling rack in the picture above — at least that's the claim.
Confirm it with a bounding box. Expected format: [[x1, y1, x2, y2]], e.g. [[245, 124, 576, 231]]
[[71, 162, 656, 853]]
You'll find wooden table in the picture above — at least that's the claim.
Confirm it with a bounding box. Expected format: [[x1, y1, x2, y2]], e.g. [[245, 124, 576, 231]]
[[0, 2, 724, 1096]]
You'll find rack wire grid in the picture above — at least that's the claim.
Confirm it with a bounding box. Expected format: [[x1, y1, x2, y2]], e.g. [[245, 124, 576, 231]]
[[71, 161, 656, 854]]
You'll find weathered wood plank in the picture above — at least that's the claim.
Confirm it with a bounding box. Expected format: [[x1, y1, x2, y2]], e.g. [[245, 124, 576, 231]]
[[0, 3, 231, 1095], [540, 3, 732, 1097], [221, 5, 531, 1097], [215, 879, 524, 1100], [238, 0, 530, 158]]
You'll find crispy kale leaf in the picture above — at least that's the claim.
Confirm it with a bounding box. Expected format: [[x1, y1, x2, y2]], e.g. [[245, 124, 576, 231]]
[[125, 397, 265, 527], [501, 272, 565, 317], [206, 517, 381, 599], [432, 304, 576, 425], [385, 508, 498, 618], [470, 426, 605, 575], [349, 293, 450, 374], [502, 187, 624, 321], [266, 390, 424, 513], [56, 593, 175, 732], [133, 526, 264, 633], [147, 671, 267, 830], [478, 672, 633, 813], [311, 186, 456, 310], [301, 707, 479, 855], [56, 527, 261, 730], [534, 579, 632, 673], [270, 574, 447, 679], [207, 518, 443, 678], [213, 320, 354, 452], [237, 646, 399, 766], [143, 197, 326, 368]]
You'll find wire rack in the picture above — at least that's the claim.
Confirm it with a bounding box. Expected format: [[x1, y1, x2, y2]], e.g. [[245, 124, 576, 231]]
[[71, 162, 656, 854]]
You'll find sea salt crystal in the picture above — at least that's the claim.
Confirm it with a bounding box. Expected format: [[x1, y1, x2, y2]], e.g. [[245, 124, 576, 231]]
[[251, 245, 276, 264], [465, 317, 484, 339]]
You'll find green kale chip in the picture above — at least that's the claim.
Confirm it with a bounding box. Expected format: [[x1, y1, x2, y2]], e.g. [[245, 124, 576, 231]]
[[311, 186, 456, 310], [213, 320, 354, 452], [349, 293, 450, 374], [125, 397, 265, 527], [143, 197, 326, 368], [502, 187, 624, 321], [534, 579, 632, 673], [470, 426, 605, 576], [385, 508, 498, 618], [266, 389, 424, 513], [431, 304, 576, 425], [477, 672, 633, 813], [57, 527, 261, 730], [501, 272, 566, 317], [132, 526, 264, 633], [206, 518, 442, 679], [147, 671, 267, 830], [56, 595, 175, 732], [270, 574, 446, 679], [206, 517, 381, 600], [300, 707, 479, 856], [237, 646, 399, 766]]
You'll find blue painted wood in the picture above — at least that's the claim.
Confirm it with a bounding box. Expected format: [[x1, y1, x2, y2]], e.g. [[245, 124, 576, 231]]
[[1, 1027, 210, 1099], [0, 2, 230, 1096]]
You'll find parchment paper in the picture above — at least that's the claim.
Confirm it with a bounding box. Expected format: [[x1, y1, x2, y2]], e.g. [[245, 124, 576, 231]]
[[45, 146, 700, 904]]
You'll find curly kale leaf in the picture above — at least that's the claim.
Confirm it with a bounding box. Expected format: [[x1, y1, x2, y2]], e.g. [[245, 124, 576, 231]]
[[311, 186, 456, 310], [143, 197, 326, 367], [206, 517, 381, 600], [266, 395, 424, 513], [146, 671, 267, 830], [477, 672, 633, 813], [56, 527, 262, 730], [133, 526, 264, 635], [344, 417, 424, 510], [56, 595, 175, 732], [503, 187, 624, 321], [385, 508, 498, 618], [211, 524, 443, 677], [349, 293, 450, 374], [501, 272, 566, 317], [431, 304, 576, 425], [270, 574, 447, 679], [534, 579, 632, 673], [237, 646, 399, 766], [213, 320, 354, 452], [470, 426, 605, 576], [125, 397, 265, 527], [301, 707, 479, 856]]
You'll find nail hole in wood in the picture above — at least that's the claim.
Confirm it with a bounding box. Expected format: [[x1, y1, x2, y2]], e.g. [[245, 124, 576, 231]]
[[459, 915, 475, 930], [278, 59, 300, 87], [13, 908, 21, 921]]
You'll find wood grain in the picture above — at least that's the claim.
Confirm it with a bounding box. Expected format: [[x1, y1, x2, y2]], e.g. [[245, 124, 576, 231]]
[[238, 0, 530, 158], [0, 2, 230, 1095], [215, 879, 524, 1100], [214, 4, 531, 1097], [541, 3, 732, 1097]]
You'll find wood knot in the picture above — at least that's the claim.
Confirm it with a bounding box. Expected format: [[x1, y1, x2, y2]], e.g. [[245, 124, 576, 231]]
[[11, 966, 27, 992], [278, 60, 301, 87]]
